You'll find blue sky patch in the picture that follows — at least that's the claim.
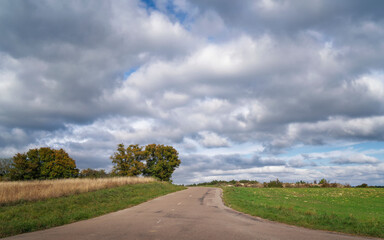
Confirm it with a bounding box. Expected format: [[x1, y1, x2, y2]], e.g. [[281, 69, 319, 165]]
[[123, 66, 140, 79]]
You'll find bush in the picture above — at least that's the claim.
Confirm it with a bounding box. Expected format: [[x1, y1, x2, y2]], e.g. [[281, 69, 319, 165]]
[[267, 179, 283, 188], [80, 168, 109, 178], [356, 183, 368, 188]]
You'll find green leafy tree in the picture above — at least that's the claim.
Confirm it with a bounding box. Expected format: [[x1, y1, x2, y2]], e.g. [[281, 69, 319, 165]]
[[143, 144, 181, 182], [38, 147, 56, 178], [319, 178, 331, 187], [111, 144, 145, 176], [319, 178, 328, 184], [47, 149, 79, 178], [9, 153, 37, 180], [9, 147, 79, 180]]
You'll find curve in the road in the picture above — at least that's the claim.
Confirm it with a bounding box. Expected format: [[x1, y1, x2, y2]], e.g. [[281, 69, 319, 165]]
[[4, 187, 379, 240]]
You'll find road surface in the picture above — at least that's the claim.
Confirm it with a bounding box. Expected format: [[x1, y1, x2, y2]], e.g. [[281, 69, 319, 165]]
[[4, 187, 379, 240]]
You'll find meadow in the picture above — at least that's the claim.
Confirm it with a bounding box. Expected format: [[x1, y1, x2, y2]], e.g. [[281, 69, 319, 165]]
[[223, 187, 384, 238], [0, 176, 156, 205], [0, 180, 185, 238]]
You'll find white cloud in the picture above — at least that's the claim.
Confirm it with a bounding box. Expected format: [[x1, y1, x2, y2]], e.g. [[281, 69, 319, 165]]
[[198, 131, 229, 148], [353, 73, 384, 99]]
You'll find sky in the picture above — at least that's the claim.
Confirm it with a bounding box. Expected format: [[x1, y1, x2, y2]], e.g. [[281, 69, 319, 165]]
[[1, 0, 384, 185]]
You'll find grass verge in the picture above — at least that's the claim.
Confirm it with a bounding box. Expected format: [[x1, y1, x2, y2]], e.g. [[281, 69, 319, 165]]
[[222, 187, 384, 238], [0, 182, 185, 238]]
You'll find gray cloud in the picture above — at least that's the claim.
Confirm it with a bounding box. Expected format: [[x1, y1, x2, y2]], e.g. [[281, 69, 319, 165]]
[[0, 0, 383, 185], [331, 154, 380, 165], [0, 0, 200, 131], [189, 0, 384, 37]]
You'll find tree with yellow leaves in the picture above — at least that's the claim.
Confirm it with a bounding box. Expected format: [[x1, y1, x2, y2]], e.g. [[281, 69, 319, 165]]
[[110, 143, 181, 181], [110, 144, 145, 176]]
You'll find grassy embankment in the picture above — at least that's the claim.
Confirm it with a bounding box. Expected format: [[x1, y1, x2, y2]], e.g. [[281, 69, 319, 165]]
[[223, 187, 384, 238], [0, 177, 185, 238]]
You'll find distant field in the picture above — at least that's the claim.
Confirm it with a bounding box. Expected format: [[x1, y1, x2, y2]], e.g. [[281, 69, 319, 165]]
[[0, 177, 156, 205], [0, 182, 185, 238], [223, 187, 384, 238]]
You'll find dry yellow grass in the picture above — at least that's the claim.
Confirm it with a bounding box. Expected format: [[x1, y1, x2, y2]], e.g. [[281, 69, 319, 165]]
[[0, 177, 156, 205]]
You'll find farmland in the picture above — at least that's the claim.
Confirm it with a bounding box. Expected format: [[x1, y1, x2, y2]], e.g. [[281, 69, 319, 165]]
[[223, 187, 384, 238]]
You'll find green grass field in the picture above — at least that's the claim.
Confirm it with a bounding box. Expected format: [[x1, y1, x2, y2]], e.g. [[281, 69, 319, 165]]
[[0, 182, 185, 238], [223, 187, 384, 238]]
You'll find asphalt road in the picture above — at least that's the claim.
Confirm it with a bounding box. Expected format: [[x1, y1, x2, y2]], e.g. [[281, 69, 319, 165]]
[[4, 187, 379, 240]]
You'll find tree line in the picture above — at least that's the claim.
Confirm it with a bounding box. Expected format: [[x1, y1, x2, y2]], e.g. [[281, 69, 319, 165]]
[[190, 179, 378, 188], [0, 143, 180, 182]]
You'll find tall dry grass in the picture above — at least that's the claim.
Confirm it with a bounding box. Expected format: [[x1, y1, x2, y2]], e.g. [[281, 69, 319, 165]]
[[0, 177, 156, 205]]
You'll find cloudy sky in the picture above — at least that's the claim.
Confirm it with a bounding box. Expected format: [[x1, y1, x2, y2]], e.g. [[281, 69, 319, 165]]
[[1, 0, 384, 185]]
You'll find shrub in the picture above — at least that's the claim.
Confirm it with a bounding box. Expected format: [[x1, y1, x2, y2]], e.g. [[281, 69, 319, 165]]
[[356, 183, 368, 188], [80, 168, 109, 178], [267, 179, 283, 188]]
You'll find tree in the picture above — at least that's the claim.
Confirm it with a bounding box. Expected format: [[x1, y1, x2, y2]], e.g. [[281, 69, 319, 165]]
[[111, 144, 145, 176], [9, 147, 79, 180], [319, 178, 330, 187], [143, 144, 181, 182], [319, 178, 328, 184], [9, 152, 38, 180], [47, 149, 79, 178], [110, 143, 181, 181], [38, 147, 56, 178], [0, 158, 12, 180]]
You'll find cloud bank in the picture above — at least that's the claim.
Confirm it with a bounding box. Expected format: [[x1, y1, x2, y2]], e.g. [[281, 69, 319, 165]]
[[1, 0, 383, 185]]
